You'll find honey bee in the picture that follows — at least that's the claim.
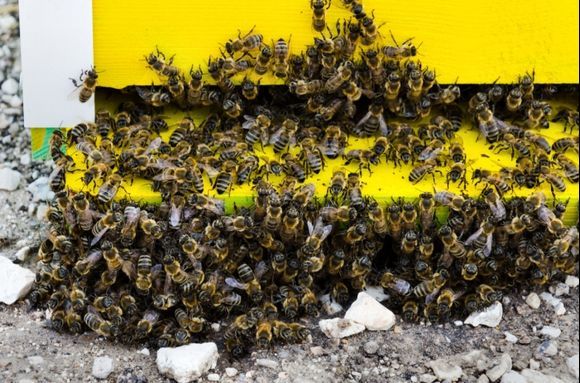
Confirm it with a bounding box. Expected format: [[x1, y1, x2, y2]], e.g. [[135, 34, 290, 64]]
[[302, 217, 333, 256], [476, 284, 502, 304], [97, 173, 124, 205], [270, 119, 298, 154], [84, 307, 119, 337], [279, 286, 299, 319], [380, 271, 412, 296], [225, 26, 264, 55], [71, 67, 98, 103], [272, 38, 290, 78], [505, 87, 523, 112], [135, 86, 171, 107], [311, 0, 331, 32], [408, 160, 443, 184], [344, 221, 367, 245], [325, 60, 353, 93], [552, 107, 579, 133], [319, 125, 348, 159], [413, 270, 448, 298], [145, 48, 179, 77], [90, 209, 123, 246], [353, 100, 387, 137]]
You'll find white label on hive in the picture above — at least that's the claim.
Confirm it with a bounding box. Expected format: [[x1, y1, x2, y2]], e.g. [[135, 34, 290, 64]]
[[19, 0, 94, 128]]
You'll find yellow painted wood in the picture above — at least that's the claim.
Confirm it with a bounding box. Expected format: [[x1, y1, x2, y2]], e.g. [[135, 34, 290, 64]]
[[65, 94, 579, 224], [93, 0, 579, 88]]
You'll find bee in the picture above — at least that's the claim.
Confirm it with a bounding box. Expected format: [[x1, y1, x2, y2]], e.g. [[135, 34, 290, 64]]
[[476, 284, 502, 304], [289, 79, 323, 96], [255, 320, 273, 349], [302, 217, 333, 256], [319, 125, 347, 159], [222, 96, 242, 119], [243, 114, 271, 148], [408, 160, 443, 184], [225, 26, 263, 55], [239, 76, 260, 100], [272, 38, 290, 78], [438, 225, 466, 259], [430, 84, 460, 105], [519, 71, 535, 99], [413, 271, 448, 298], [71, 67, 98, 103], [417, 192, 436, 234], [553, 154, 578, 183], [380, 271, 412, 296], [270, 119, 298, 154], [344, 149, 380, 174], [537, 205, 565, 234], [90, 209, 123, 246], [436, 288, 461, 316], [551, 137, 578, 154], [84, 307, 119, 338], [213, 160, 237, 195], [145, 48, 179, 77], [311, 0, 331, 32], [344, 222, 367, 245], [353, 100, 387, 137], [254, 45, 273, 75], [280, 286, 299, 319], [282, 153, 307, 183], [135, 86, 171, 107], [383, 32, 418, 60], [325, 60, 353, 93], [552, 107, 579, 133]]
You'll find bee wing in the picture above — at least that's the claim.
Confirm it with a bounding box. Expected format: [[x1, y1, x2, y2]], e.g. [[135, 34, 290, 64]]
[[268, 126, 284, 145], [483, 234, 493, 258], [254, 261, 269, 279], [307, 220, 315, 235], [145, 137, 163, 155], [152, 173, 177, 181], [90, 228, 109, 247], [355, 111, 372, 129], [225, 277, 247, 290], [169, 204, 182, 228], [319, 224, 333, 242], [424, 287, 440, 305], [197, 163, 220, 179], [493, 117, 511, 133], [222, 292, 242, 305], [204, 198, 225, 216], [378, 114, 389, 136], [394, 279, 411, 295], [242, 116, 256, 130], [464, 227, 483, 246], [121, 260, 137, 280]]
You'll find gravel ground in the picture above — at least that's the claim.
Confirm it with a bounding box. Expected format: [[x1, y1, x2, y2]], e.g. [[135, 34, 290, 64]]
[[1, 2, 578, 383]]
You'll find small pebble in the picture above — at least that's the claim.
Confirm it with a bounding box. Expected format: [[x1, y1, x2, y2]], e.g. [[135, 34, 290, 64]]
[[207, 373, 220, 381], [225, 367, 238, 377], [529, 359, 540, 370], [525, 293, 541, 309], [454, 321, 463, 327], [137, 348, 150, 356], [565, 275, 579, 288], [92, 356, 113, 379], [550, 282, 570, 297], [310, 346, 325, 356], [27, 355, 44, 366], [255, 358, 278, 369], [537, 340, 558, 357], [540, 326, 561, 339], [363, 341, 379, 355], [1, 77, 18, 95], [567, 354, 579, 379], [504, 332, 518, 343]]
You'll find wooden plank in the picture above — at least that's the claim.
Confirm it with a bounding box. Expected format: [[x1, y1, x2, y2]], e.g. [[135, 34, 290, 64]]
[[93, 0, 579, 87]]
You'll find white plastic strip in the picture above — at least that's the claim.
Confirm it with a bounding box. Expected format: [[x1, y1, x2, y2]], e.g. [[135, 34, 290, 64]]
[[19, 0, 94, 128]]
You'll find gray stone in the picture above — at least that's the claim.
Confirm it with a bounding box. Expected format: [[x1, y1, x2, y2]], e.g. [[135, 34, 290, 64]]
[[255, 358, 278, 369], [156, 343, 218, 383], [520, 369, 565, 383], [363, 341, 379, 355], [486, 353, 512, 382], [540, 326, 561, 339], [565, 275, 579, 288], [500, 371, 526, 383], [225, 367, 238, 377], [0, 255, 35, 304], [207, 373, 220, 381], [429, 359, 463, 382], [567, 354, 579, 379], [550, 282, 570, 297], [319, 318, 365, 339], [344, 292, 396, 331], [537, 340, 558, 357], [504, 332, 518, 343]]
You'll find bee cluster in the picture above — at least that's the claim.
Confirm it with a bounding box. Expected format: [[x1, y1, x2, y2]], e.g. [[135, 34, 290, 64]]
[[32, 0, 579, 356]]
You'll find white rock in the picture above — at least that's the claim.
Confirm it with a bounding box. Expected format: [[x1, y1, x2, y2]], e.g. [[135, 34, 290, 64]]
[[319, 318, 365, 339], [521, 369, 566, 383], [27, 177, 55, 202], [210, 323, 221, 332], [36, 204, 49, 222], [156, 343, 218, 383], [363, 285, 389, 302], [420, 373, 437, 383], [486, 353, 512, 382], [344, 292, 396, 331], [0, 15, 18, 30], [567, 354, 579, 379], [504, 332, 518, 343], [255, 358, 278, 369], [454, 320, 464, 327], [92, 356, 113, 379], [0, 255, 35, 304], [14, 246, 30, 262], [1, 77, 19, 95], [554, 302, 566, 316], [565, 275, 579, 288], [537, 340, 558, 356], [540, 326, 561, 338], [500, 371, 526, 383], [137, 348, 150, 356], [525, 293, 541, 309], [464, 302, 503, 328], [550, 282, 570, 297], [529, 359, 540, 370], [539, 292, 561, 307], [225, 367, 238, 377], [207, 373, 220, 381], [478, 375, 490, 383], [0, 168, 22, 191], [310, 346, 325, 356], [428, 359, 463, 382]]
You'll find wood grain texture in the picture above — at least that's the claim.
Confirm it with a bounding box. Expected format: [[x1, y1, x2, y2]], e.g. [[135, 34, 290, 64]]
[[93, 0, 579, 87]]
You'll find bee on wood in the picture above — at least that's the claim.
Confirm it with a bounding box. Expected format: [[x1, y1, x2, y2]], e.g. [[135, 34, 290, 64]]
[[71, 67, 98, 103]]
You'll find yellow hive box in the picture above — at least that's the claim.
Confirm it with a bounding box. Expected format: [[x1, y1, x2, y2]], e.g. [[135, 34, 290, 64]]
[[51, 0, 579, 224]]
